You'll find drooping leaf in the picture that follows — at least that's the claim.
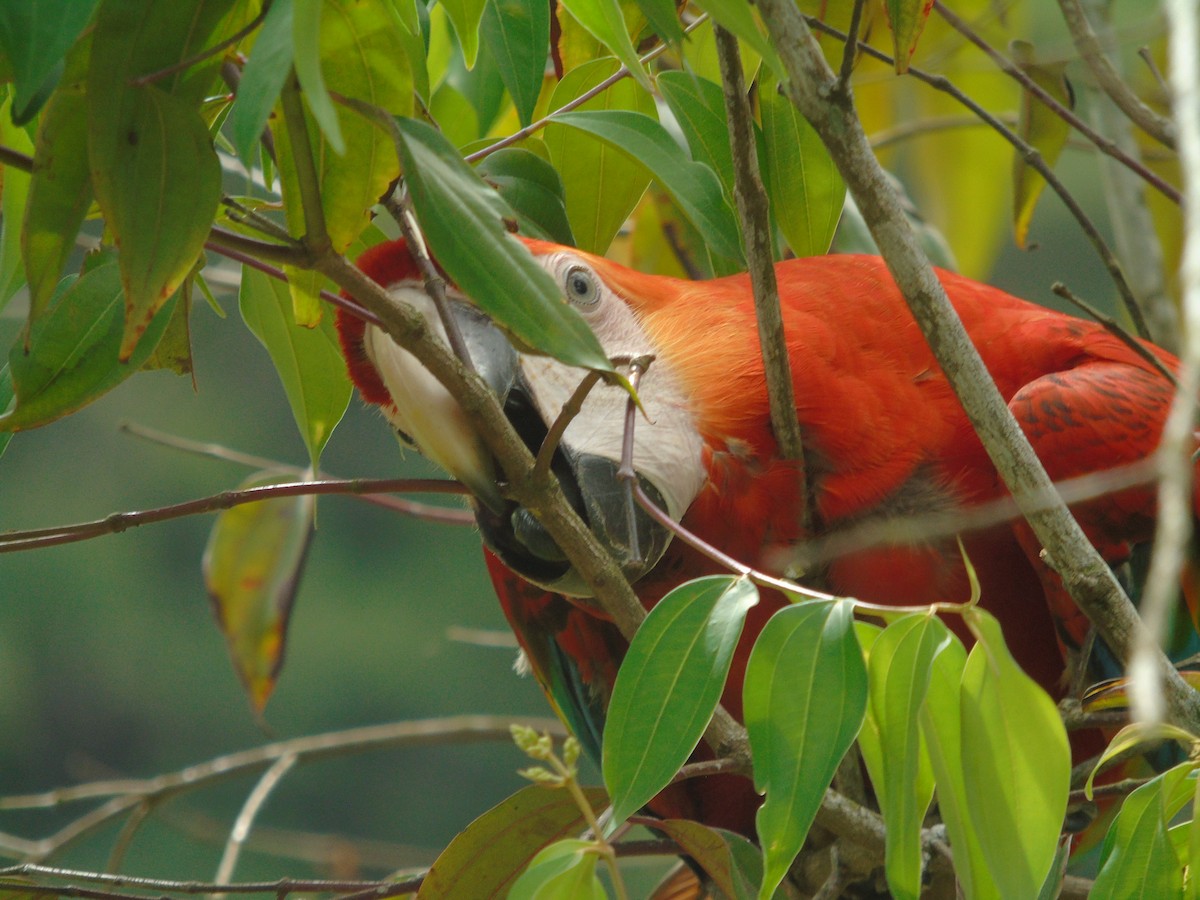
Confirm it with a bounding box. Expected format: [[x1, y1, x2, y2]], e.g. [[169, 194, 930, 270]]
[[657, 72, 737, 204], [0, 0, 98, 123], [273, 0, 412, 322], [0, 261, 178, 431], [480, 0, 550, 128], [1011, 40, 1072, 249], [860, 614, 947, 900], [506, 838, 607, 900], [86, 0, 235, 360], [917, 629, 998, 900], [558, 0, 653, 91], [204, 471, 315, 713], [393, 116, 614, 374], [959, 608, 1069, 900], [633, 0, 685, 47], [22, 81, 92, 330], [1085, 721, 1197, 798], [418, 785, 608, 898], [688, 0, 783, 80], [228, 0, 295, 165], [603, 576, 758, 825], [651, 821, 760, 900], [543, 58, 654, 254], [760, 73, 845, 258], [744, 599, 866, 899], [883, 0, 935, 74], [1091, 762, 1193, 899], [441, 0, 488, 69], [0, 95, 33, 309], [239, 265, 352, 469], [476, 146, 575, 245], [552, 109, 744, 261], [292, 0, 343, 153], [144, 274, 195, 377]]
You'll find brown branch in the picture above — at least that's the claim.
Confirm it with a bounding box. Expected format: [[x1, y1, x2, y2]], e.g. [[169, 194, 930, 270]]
[[713, 27, 806, 477], [0, 478, 472, 553], [759, 0, 1200, 734], [1056, 0, 1176, 149]]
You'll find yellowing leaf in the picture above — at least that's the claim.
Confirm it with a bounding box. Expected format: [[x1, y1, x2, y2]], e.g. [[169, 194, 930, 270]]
[[1011, 40, 1072, 249], [204, 472, 315, 712], [883, 0, 934, 74]]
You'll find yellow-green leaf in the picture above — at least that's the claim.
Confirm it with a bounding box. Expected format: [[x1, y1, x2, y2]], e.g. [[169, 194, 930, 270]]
[[883, 0, 934, 74], [441, 0, 488, 69], [1011, 40, 1072, 249], [22, 81, 92, 329], [0, 94, 33, 309], [544, 59, 655, 254], [558, 0, 653, 91], [239, 265, 352, 469], [960, 608, 1069, 900], [204, 471, 315, 713]]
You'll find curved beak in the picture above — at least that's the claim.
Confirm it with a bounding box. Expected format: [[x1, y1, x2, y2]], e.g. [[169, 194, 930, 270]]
[[451, 304, 674, 596]]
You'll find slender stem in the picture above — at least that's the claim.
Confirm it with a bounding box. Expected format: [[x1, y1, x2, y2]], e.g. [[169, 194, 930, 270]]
[[933, 1, 1180, 205], [278, 72, 330, 253], [1056, 0, 1176, 149], [214, 755, 298, 885], [0, 478, 472, 553]]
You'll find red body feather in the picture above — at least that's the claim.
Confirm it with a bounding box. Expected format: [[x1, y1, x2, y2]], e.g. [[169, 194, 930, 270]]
[[342, 239, 1192, 837]]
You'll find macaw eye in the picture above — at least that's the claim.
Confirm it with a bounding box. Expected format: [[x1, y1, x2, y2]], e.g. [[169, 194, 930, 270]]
[[564, 265, 600, 308]]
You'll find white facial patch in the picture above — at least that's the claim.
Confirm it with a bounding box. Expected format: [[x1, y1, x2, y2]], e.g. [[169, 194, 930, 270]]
[[520, 252, 706, 521], [364, 285, 502, 509]]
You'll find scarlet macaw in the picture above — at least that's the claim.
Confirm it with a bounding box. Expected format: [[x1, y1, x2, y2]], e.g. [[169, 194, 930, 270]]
[[337, 236, 1194, 838]]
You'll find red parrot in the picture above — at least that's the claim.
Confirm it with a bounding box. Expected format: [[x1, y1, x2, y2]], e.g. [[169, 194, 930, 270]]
[[336, 236, 1193, 838]]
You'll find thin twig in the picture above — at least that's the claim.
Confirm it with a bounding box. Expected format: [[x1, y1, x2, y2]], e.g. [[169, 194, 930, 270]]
[[462, 15, 709, 164], [128, 6, 269, 88], [532, 370, 605, 481], [933, 1, 1180, 205], [1056, 0, 1176, 149], [1051, 282, 1179, 387], [0, 478, 472, 553], [214, 754, 297, 886]]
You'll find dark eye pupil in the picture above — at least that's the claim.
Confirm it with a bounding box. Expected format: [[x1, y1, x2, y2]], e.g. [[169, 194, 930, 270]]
[[571, 275, 588, 295]]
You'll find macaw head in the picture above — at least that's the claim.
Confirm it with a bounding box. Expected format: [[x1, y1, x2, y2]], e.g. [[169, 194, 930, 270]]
[[336, 237, 708, 597]]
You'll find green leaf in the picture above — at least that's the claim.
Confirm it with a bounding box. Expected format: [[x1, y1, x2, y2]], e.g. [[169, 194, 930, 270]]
[[0, 94, 33, 309], [960, 608, 1070, 900], [883, 0, 934, 74], [603, 575, 758, 825], [419, 785, 608, 899], [633, 0, 685, 46], [1091, 762, 1193, 899], [476, 147, 575, 244], [860, 614, 947, 900], [0, 0, 98, 123], [760, 73, 845, 258], [744, 599, 866, 900], [393, 116, 614, 373], [558, 0, 653, 91], [543, 59, 654, 255], [22, 82, 93, 329], [480, 0, 550, 128], [0, 365, 13, 460], [1011, 40, 1072, 249], [86, 0, 233, 361], [239, 265, 352, 469], [506, 838, 607, 900], [657, 72, 737, 203], [918, 630, 997, 900], [204, 471, 314, 713], [688, 0, 783, 81], [0, 262, 177, 431], [228, 0, 295, 165], [552, 109, 744, 261], [292, 0, 344, 153], [441, 0, 488, 69]]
